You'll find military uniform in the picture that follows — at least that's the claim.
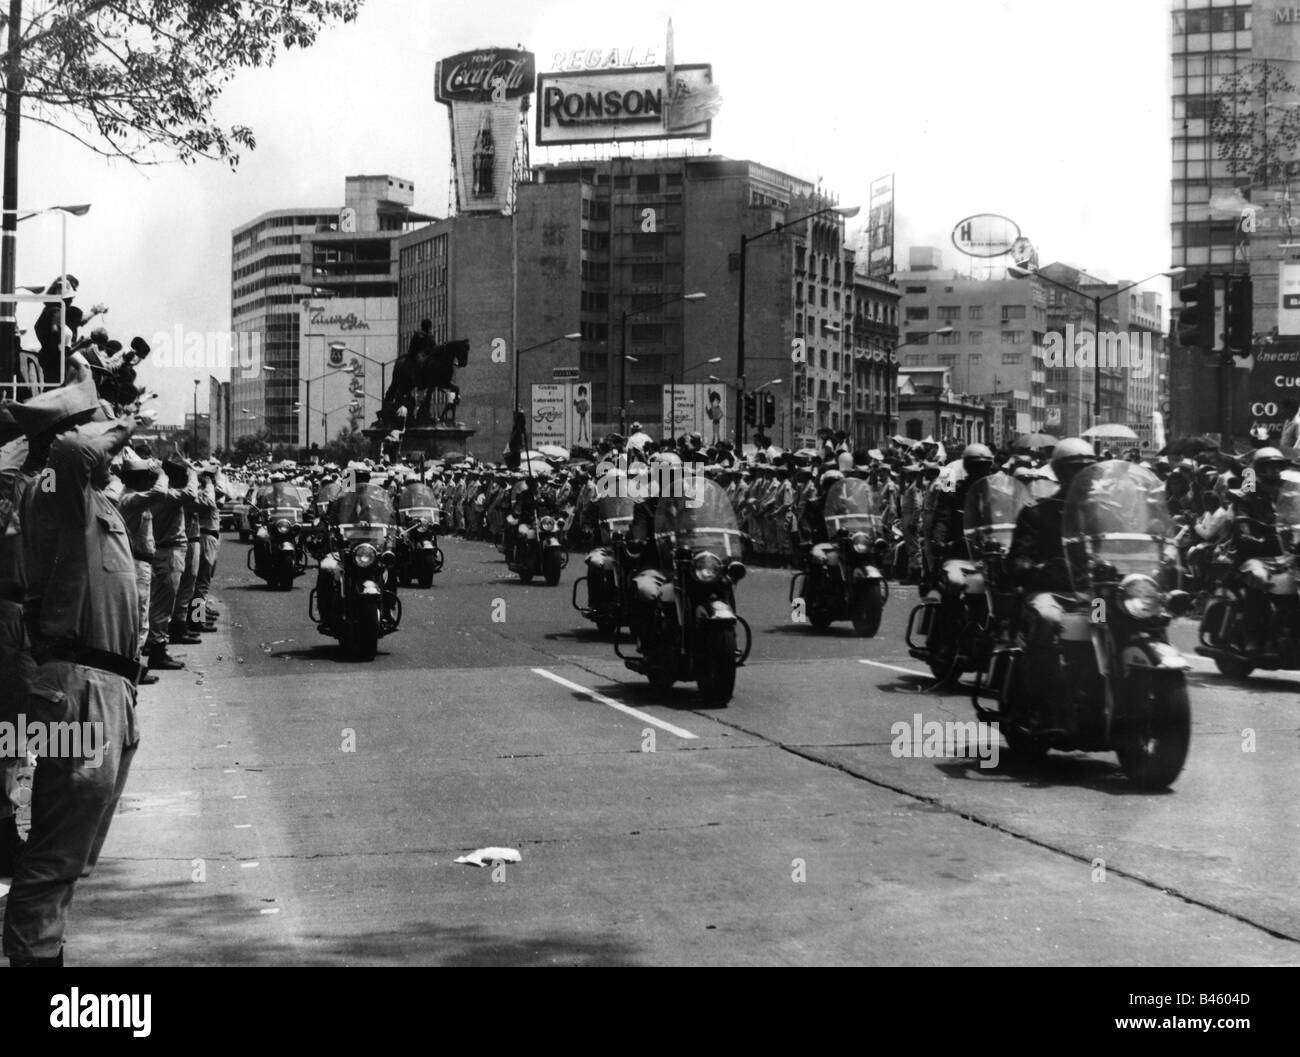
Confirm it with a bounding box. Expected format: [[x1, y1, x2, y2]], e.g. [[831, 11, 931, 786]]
[[4, 416, 141, 966]]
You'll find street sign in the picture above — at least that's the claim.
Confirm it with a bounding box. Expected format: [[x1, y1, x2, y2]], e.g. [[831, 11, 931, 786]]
[[552, 366, 580, 381]]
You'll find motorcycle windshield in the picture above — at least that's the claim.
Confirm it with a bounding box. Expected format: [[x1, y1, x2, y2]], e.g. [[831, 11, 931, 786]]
[[398, 484, 441, 523], [654, 478, 743, 564], [1276, 471, 1300, 553], [597, 480, 636, 537], [333, 485, 395, 542], [264, 483, 307, 521], [1062, 461, 1170, 587], [964, 473, 1032, 557], [823, 478, 883, 537]]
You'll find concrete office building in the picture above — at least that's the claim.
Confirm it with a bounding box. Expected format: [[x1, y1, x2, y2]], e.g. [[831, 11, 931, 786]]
[[895, 248, 1048, 432]]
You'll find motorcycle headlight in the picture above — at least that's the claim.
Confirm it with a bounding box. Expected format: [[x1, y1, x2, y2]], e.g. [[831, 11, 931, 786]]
[[379, 550, 397, 568], [727, 560, 747, 583], [693, 552, 723, 583], [540, 516, 557, 533], [353, 543, 378, 569], [851, 532, 871, 555], [274, 519, 291, 535], [1119, 573, 1162, 620]]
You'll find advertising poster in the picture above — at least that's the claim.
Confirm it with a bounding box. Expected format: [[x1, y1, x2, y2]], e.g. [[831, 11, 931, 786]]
[[867, 174, 895, 279], [530, 381, 591, 448], [660, 383, 727, 444], [1280, 261, 1300, 337]]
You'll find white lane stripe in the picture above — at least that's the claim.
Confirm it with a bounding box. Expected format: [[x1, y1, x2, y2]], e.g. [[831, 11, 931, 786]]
[[531, 668, 698, 740], [859, 659, 934, 678]]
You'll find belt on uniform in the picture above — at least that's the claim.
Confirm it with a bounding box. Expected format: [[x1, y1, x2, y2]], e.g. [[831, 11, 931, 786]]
[[38, 641, 144, 685], [201, 529, 220, 538]]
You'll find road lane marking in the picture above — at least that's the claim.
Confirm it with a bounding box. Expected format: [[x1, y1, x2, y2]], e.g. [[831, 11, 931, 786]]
[[531, 668, 698, 740], [234, 824, 252, 829], [858, 659, 934, 678], [241, 862, 259, 868]]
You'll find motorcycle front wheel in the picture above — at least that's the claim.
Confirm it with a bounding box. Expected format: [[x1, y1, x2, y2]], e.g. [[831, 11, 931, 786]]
[[351, 601, 381, 662], [543, 547, 563, 586], [416, 551, 437, 589], [695, 623, 738, 706], [850, 580, 884, 638], [1115, 671, 1191, 789]]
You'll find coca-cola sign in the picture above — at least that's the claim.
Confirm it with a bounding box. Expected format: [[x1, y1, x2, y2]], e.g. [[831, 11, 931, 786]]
[[435, 48, 535, 104]]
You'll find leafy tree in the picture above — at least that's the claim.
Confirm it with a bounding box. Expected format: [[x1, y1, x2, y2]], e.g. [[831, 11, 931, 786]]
[[2, 0, 361, 166], [232, 428, 271, 456], [322, 425, 369, 464]]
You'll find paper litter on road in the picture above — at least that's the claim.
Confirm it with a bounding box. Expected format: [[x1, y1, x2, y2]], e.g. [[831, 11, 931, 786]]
[[454, 847, 522, 868]]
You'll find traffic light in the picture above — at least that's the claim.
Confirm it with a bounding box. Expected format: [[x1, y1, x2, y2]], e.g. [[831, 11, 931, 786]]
[[762, 391, 776, 427], [1225, 275, 1254, 356], [1176, 274, 1216, 350], [744, 392, 757, 426]]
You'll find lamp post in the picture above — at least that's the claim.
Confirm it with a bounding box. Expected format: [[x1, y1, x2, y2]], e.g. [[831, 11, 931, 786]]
[[736, 203, 859, 451], [513, 331, 581, 414], [1007, 264, 1184, 437], [327, 342, 391, 425], [296, 367, 351, 449], [665, 356, 722, 442], [193, 379, 201, 457], [620, 291, 706, 435]]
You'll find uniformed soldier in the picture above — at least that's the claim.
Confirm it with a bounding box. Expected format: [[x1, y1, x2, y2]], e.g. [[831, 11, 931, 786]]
[[3, 379, 143, 967]]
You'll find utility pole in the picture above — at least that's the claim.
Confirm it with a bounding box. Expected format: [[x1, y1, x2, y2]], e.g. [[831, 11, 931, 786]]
[[0, 0, 24, 372]]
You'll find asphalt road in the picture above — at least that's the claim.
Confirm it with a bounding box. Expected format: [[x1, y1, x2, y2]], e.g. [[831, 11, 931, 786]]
[[57, 532, 1300, 965]]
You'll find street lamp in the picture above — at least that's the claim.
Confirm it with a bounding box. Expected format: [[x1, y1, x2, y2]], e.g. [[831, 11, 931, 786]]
[[297, 366, 352, 449], [513, 331, 581, 414], [1007, 264, 1185, 435], [620, 291, 706, 434], [736, 203, 859, 449], [665, 356, 722, 442], [193, 379, 201, 457], [328, 342, 391, 424]]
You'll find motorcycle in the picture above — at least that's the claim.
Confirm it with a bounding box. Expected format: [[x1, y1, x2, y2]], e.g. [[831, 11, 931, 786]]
[[572, 480, 635, 637], [1195, 471, 1300, 678], [906, 473, 1029, 680], [973, 461, 1193, 789], [308, 483, 402, 661], [395, 481, 445, 589], [616, 477, 751, 705], [790, 477, 889, 636], [246, 481, 310, 590], [506, 503, 569, 586]]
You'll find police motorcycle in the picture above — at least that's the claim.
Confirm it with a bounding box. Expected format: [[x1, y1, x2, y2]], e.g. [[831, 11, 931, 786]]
[[246, 480, 310, 590], [572, 472, 636, 636], [616, 475, 751, 706], [974, 461, 1192, 789], [905, 458, 1003, 681], [1196, 465, 1300, 679], [504, 478, 569, 586], [308, 482, 402, 660], [394, 480, 445, 589], [790, 476, 889, 636]]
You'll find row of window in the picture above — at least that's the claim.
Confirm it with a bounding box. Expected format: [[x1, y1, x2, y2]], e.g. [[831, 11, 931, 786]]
[[1171, 8, 1250, 35], [903, 352, 1028, 366], [1172, 52, 1251, 78]]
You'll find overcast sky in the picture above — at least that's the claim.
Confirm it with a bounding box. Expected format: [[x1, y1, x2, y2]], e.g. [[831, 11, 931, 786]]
[[12, 0, 1172, 424]]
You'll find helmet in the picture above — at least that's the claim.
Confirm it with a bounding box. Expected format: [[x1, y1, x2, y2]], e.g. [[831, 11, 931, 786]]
[[1050, 438, 1098, 489], [837, 450, 855, 472], [1253, 447, 1287, 468], [961, 443, 995, 481], [961, 443, 993, 462], [820, 469, 844, 488]]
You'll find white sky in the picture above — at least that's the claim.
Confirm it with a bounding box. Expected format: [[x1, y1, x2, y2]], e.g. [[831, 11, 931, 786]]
[[11, 0, 1173, 424]]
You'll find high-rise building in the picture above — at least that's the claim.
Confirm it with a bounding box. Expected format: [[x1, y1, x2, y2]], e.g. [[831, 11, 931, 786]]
[[1169, 2, 1300, 442], [231, 175, 430, 449]]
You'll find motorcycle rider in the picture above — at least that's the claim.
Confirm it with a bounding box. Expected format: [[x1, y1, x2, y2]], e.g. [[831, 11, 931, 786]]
[[1232, 447, 1291, 658], [1006, 437, 1099, 728], [926, 443, 996, 592], [628, 453, 682, 641]]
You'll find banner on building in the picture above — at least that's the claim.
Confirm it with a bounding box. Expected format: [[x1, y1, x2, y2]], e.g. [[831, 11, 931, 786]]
[[531, 381, 592, 448], [1280, 261, 1300, 337], [1247, 339, 1300, 437], [435, 48, 535, 214], [536, 65, 714, 145], [866, 174, 895, 279], [659, 383, 728, 444]]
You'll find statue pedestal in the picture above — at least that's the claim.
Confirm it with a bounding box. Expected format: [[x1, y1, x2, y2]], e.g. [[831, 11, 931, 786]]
[[364, 422, 477, 462]]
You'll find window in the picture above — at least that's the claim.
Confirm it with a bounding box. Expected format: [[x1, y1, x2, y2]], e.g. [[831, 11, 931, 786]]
[[937, 354, 957, 366], [1001, 353, 1024, 364], [636, 174, 660, 193], [938, 331, 959, 345], [580, 321, 608, 342], [969, 353, 982, 365], [795, 282, 803, 305], [631, 262, 663, 283], [632, 232, 664, 253], [820, 289, 828, 308], [590, 200, 610, 221], [968, 331, 983, 345], [938, 306, 961, 322], [1001, 305, 1026, 319], [905, 285, 927, 294], [819, 350, 827, 369], [1001, 330, 1024, 344], [905, 331, 929, 344], [613, 175, 631, 189], [581, 290, 609, 311], [906, 306, 930, 321], [968, 305, 983, 320], [630, 323, 663, 344]]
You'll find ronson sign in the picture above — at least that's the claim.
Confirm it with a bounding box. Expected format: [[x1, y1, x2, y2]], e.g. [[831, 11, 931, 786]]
[[536, 64, 714, 145]]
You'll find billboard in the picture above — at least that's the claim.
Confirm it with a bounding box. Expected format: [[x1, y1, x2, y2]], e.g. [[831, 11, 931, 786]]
[[866, 174, 895, 279], [536, 64, 715, 145], [659, 383, 728, 444], [530, 381, 592, 448], [435, 48, 535, 214], [951, 214, 1022, 258], [1281, 261, 1300, 337]]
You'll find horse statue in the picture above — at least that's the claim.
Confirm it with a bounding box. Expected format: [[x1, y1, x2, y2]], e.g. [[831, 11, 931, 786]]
[[379, 334, 470, 426]]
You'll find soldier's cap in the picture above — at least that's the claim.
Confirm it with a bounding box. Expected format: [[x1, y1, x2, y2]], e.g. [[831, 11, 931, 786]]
[[130, 336, 151, 358], [6, 377, 103, 438]]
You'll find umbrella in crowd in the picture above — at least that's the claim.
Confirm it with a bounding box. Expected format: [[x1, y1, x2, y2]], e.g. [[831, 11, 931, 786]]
[[1082, 423, 1139, 442], [537, 444, 570, 462], [1012, 432, 1058, 451]]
